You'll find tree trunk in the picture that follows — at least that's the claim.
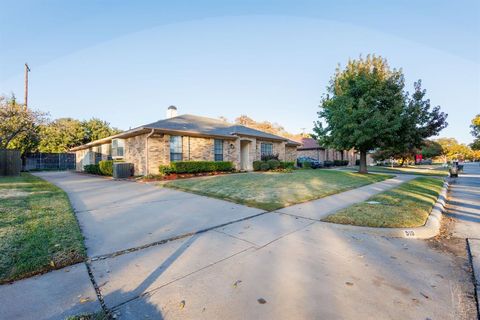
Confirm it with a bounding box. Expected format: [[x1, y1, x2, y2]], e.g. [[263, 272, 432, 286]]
[[359, 150, 368, 174], [400, 157, 405, 167]]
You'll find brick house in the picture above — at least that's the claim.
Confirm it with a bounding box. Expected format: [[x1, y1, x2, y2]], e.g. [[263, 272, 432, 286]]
[[72, 107, 300, 175], [297, 137, 357, 165]]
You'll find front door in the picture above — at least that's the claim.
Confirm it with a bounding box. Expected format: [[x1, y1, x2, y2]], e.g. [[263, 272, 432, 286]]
[[240, 140, 250, 171]]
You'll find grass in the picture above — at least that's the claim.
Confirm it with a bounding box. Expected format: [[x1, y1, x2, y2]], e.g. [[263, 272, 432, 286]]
[[164, 169, 392, 211], [322, 177, 444, 228], [341, 165, 448, 176], [0, 173, 86, 283]]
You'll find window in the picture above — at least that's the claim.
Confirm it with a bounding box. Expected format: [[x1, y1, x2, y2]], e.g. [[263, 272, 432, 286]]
[[260, 142, 273, 156], [111, 139, 124, 158], [170, 136, 183, 161], [214, 139, 223, 161]]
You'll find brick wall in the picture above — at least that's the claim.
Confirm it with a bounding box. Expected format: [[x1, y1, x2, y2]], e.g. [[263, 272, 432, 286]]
[[285, 146, 298, 162], [124, 134, 147, 175]]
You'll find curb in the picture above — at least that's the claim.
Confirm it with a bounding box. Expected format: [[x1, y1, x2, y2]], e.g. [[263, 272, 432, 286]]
[[326, 180, 449, 239]]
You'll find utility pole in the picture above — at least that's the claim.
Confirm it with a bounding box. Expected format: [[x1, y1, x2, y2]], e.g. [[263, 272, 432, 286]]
[[24, 63, 30, 109]]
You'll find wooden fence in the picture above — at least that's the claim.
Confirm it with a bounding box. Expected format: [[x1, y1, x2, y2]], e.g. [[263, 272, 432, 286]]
[[0, 149, 22, 176]]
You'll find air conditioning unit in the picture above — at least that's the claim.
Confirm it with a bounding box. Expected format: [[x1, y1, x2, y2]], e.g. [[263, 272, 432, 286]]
[[113, 162, 133, 179]]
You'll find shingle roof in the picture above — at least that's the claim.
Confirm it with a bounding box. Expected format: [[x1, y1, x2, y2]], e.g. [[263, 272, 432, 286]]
[[141, 114, 293, 142], [298, 137, 324, 150], [70, 114, 301, 151]]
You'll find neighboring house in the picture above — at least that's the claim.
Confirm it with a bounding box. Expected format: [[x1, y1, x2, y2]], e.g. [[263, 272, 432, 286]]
[[71, 106, 300, 175], [297, 137, 357, 165]]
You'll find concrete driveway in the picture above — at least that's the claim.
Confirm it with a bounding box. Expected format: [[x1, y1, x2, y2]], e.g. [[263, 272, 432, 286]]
[[20, 171, 477, 319], [34, 171, 264, 257]]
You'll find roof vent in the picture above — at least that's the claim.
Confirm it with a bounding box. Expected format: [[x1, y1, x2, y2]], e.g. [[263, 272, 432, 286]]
[[166, 105, 177, 119]]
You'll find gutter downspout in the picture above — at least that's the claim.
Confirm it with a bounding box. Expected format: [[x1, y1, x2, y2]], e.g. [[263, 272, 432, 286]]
[[145, 129, 155, 176]]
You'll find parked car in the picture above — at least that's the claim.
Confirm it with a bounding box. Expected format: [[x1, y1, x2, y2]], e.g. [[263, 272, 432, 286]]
[[297, 156, 322, 169]]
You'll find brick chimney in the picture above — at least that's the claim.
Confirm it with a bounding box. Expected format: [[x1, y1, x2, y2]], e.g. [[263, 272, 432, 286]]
[[166, 105, 177, 119]]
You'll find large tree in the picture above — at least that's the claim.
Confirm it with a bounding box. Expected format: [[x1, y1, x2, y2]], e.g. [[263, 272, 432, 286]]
[[470, 114, 480, 150], [314, 55, 447, 172], [82, 118, 121, 144], [313, 55, 406, 173], [38, 118, 85, 152], [0, 95, 46, 154], [435, 138, 473, 162], [372, 80, 447, 165]]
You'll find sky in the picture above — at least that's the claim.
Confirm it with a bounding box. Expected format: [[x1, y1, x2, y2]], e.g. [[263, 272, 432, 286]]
[[1, 0, 479, 144]]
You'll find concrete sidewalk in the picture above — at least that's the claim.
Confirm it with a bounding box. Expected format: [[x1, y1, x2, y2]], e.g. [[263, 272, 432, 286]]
[[0, 263, 101, 320], [446, 162, 480, 317]]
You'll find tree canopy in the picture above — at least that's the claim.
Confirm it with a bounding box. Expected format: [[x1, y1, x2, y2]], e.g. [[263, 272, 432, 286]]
[[470, 114, 480, 150], [0, 95, 46, 154], [435, 137, 476, 162], [233, 115, 302, 141], [1, 94, 122, 154], [313, 55, 447, 172]]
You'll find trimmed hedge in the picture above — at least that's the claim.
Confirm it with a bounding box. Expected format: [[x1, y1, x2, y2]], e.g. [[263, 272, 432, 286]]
[[260, 162, 270, 171], [84, 164, 101, 175], [333, 160, 349, 166], [253, 160, 295, 171], [267, 159, 281, 170], [99, 160, 113, 176], [253, 161, 263, 171], [323, 160, 333, 167], [166, 161, 234, 174], [280, 161, 295, 169]]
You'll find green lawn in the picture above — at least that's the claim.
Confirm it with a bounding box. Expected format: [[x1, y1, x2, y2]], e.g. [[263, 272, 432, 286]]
[[0, 173, 86, 283], [341, 165, 448, 176], [322, 177, 444, 228], [164, 170, 392, 211]]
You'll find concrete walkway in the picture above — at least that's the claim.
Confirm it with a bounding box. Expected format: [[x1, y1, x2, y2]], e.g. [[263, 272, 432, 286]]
[[278, 174, 416, 220], [1, 171, 477, 319], [446, 162, 480, 316]]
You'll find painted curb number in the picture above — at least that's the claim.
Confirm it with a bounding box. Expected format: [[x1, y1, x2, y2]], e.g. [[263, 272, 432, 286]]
[[404, 230, 415, 237]]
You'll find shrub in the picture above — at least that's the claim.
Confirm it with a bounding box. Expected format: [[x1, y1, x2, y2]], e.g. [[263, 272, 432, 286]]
[[279, 161, 295, 169], [84, 164, 101, 175], [260, 162, 270, 171], [253, 161, 263, 171], [261, 153, 279, 161], [267, 159, 281, 170], [333, 160, 349, 166], [323, 160, 333, 167], [214, 161, 234, 172], [169, 161, 234, 174], [159, 164, 174, 176], [99, 160, 113, 176], [303, 161, 312, 169]]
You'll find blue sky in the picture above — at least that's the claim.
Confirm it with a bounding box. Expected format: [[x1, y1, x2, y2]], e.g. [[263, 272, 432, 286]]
[[1, 0, 479, 143]]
